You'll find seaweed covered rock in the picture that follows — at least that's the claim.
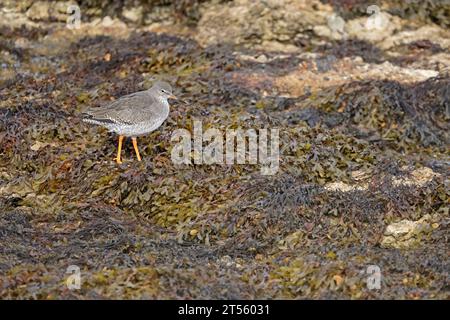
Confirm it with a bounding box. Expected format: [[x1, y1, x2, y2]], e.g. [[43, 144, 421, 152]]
[[0, 0, 449, 300], [386, 0, 450, 28]]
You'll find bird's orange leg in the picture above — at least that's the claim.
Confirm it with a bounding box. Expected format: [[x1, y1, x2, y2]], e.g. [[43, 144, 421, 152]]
[[132, 137, 142, 161], [115, 135, 124, 164]]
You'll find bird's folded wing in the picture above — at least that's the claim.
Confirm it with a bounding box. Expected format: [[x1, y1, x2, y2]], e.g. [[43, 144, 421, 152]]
[[82, 91, 160, 126]]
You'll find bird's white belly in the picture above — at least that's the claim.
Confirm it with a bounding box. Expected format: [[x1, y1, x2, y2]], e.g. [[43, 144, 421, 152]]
[[110, 118, 166, 137]]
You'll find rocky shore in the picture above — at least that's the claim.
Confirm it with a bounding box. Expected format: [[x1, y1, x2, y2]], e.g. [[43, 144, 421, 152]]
[[0, 0, 448, 299]]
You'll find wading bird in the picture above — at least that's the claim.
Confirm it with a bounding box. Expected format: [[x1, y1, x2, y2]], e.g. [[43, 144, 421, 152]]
[[82, 81, 176, 164]]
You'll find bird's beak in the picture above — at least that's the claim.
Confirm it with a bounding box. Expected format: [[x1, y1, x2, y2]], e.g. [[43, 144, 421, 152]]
[[169, 94, 177, 100]]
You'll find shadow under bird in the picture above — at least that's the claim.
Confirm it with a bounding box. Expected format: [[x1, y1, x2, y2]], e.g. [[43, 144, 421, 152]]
[[82, 81, 176, 164]]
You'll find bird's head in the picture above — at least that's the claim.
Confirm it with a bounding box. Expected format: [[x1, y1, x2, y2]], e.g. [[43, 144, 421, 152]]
[[152, 81, 177, 100]]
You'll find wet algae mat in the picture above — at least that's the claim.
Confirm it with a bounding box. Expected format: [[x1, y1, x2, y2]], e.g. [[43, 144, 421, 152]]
[[0, 11, 449, 299]]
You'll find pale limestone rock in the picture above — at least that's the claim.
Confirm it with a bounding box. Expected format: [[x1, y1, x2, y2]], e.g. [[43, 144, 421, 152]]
[[196, 0, 332, 51], [345, 12, 402, 43], [380, 25, 450, 50], [122, 6, 144, 23], [381, 215, 435, 249]]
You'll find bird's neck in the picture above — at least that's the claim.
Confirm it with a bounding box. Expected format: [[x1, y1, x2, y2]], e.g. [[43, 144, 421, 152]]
[[157, 96, 169, 106], [157, 96, 170, 116]]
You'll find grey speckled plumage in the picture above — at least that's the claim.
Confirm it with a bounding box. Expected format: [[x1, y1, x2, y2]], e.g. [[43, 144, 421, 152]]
[[82, 81, 174, 137], [82, 81, 176, 164]]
